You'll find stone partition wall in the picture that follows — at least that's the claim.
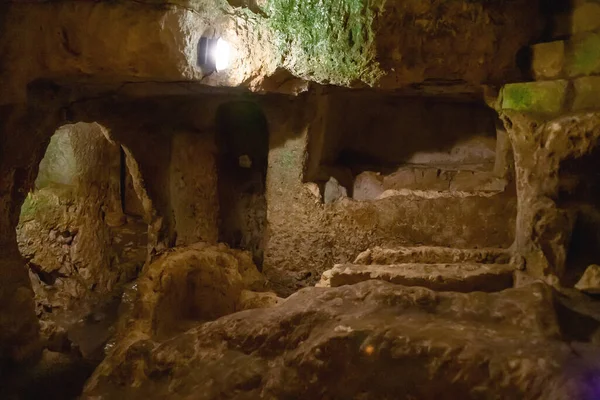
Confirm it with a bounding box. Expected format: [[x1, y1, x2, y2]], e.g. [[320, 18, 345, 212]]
[[262, 94, 517, 295], [170, 132, 219, 246]]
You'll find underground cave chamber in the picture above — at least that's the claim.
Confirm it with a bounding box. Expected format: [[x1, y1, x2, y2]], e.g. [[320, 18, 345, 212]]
[[3, 0, 600, 398]]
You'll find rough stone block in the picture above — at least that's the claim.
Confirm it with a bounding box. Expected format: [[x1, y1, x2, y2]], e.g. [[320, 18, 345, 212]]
[[502, 81, 568, 114], [566, 32, 600, 77], [573, 76, 600, 110], [237, 290, 283, 310], [532, 41, 565, 80], [85, 280, 590, 399], [572, 1, 600, 34]]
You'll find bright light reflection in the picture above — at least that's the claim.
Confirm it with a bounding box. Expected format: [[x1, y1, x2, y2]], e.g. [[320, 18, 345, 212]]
[[213, 38, 231, 72]]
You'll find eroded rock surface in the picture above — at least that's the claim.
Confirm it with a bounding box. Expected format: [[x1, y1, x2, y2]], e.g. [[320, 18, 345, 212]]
[[354, 246, 512, 265], [502, 112, 600, 282], [0, 0, 541, 106], [110, 242, 269, 341], [317, 263, 515, 292], [14, 123, 147, 344], [83, 281, 600, 399]]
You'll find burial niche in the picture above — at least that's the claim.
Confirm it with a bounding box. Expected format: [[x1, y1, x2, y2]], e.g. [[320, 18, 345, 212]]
[[306, 94, 513, 203]]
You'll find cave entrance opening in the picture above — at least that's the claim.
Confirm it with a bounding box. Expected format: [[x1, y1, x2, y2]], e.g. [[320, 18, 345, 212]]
[[215, 101, 269, 270], [14, 122, 149, 390]]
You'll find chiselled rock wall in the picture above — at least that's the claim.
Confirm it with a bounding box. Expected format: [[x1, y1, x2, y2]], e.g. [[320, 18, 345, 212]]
[[170, 132, 219, 246], [501, 112, 600, 284], [263, 93, 517, 295], [0, 0, 541, 106]]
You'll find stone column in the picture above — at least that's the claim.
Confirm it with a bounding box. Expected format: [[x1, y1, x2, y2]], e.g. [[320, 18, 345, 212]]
[[503, 111, 600, 281]]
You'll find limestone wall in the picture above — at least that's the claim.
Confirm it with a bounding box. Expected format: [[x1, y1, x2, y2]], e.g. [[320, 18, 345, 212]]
[[170, 132, 219, 246]]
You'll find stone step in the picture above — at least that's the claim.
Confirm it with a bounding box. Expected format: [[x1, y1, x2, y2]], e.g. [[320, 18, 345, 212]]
[[354, 246, 512, 266], [317, 263, 515, 293]]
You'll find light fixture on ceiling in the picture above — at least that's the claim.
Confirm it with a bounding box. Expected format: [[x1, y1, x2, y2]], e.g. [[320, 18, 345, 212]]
[[198, 37, 232, 73]]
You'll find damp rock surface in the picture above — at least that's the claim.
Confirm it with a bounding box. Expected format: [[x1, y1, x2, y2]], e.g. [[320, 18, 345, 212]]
[[0, 0, 541, 104], [82, 280, 600, 400]]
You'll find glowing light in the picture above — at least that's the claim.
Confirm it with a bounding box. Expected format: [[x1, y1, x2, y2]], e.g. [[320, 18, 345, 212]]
[[364, 345, 375, 356], [213, 38, 231, 72], [198, 37, 233, 73]]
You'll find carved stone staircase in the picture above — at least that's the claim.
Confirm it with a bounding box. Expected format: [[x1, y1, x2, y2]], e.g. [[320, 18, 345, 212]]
[[317, 246, 515, 293]]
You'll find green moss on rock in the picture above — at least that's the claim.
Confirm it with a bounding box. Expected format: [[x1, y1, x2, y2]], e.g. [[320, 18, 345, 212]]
[[19, 186, 76, 226], [502, 81, 568, 114], [264, 0, 382, 86], [19, 193, 39, 222]]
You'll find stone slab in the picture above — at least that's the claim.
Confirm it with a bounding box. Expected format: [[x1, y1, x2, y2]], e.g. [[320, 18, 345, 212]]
[[317, 263, 515, 292], [502, 81, 568, 114]]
